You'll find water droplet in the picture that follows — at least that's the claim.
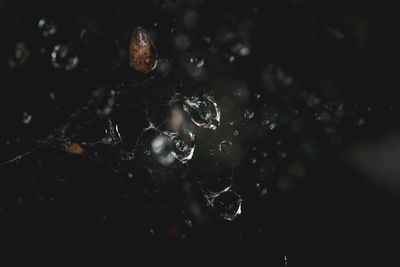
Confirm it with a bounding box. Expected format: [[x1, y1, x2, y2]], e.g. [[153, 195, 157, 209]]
[[231, 43, 250, 57], [22, 112, 32, 124], [196, 58, 204, 68], [244, 109, 254, 119], [219, 140, 233, 154], [209, 149, 215, 156], [169, 131, 195, 163], [262, 119, 277, 130], [283, 256, 288, 266], [183, 95, 220, 130], [228, 55, 235, 63], [250, 158, 257, 164], [38, 18, 57, 37], [208, 190, 242, 221], [233, 130, 239, 136], [51, 44, 79, 71], [256, 183, 268, 197], [129, 26, 158, 73], [102, 118, 122, 145]]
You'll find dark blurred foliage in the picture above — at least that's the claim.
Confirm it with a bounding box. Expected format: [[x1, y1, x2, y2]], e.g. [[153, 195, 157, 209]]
[[1, 0, 400, 264]]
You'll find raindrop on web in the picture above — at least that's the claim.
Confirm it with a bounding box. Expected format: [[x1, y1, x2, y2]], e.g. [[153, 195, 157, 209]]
[[207, 190, 242, 221], [183, 95, 220, 130], [38, 18, 57, 37], [244, 109, 254, 120], [22, 112, 32, 125], [169, 131, 195, 163], [51, 44, 79, 71], [102, 118, 122, 145], [219, 140, 233, 154]]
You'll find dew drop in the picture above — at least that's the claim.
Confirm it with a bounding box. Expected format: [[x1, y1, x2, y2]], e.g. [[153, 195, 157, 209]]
[[51, 44, 79, 71], [219, 140, 233, 154], [22, 112, 32, 125], [244, 109, 254, 119], [233, 130, 239, 136], [169, 131, 195, 163], [208, 190, 242, 221], [102, 118, 122, 145], [183, 95, 220, 130], [38, 18, 57, 37]]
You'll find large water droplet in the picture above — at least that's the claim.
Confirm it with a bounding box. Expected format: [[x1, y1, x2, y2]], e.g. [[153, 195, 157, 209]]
[[51, 44, 79, 71], [207, 190, 242, 221], [183, 95, 220, 130], [244, 109, 254, 119], [169, 131, 195, 163]]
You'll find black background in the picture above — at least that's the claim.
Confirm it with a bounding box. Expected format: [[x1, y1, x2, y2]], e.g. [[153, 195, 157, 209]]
[[1, 0, 399, 264]]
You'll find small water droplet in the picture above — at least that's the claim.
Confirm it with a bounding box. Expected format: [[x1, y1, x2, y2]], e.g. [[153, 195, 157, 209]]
[[250, 158, 257, 164], [102, 118, 122, 145], [219, 140, 233, 154], [22, 112, 32, 124], [244, 109, 255, 120], [233, 130, 239, 136], [51, 44, 79, 71], [38, 18, 57, 37]]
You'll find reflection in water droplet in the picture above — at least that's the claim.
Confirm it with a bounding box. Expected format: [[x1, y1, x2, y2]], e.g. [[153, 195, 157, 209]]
[[169, 131, 195, 163], [207, 190, 242, 221], [102, 118, 122, 145], [51, 44, 79, 71], [22, 112, 32, 125], [219, 140, 233, 154], [151, 133, 175, 166], [183, 95, 220, 130], [38, 18, 57, 37], [244, 109, 254, 119]]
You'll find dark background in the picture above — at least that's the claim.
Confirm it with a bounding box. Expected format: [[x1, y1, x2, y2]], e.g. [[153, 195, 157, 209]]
[[1, 0, 399, 264]]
